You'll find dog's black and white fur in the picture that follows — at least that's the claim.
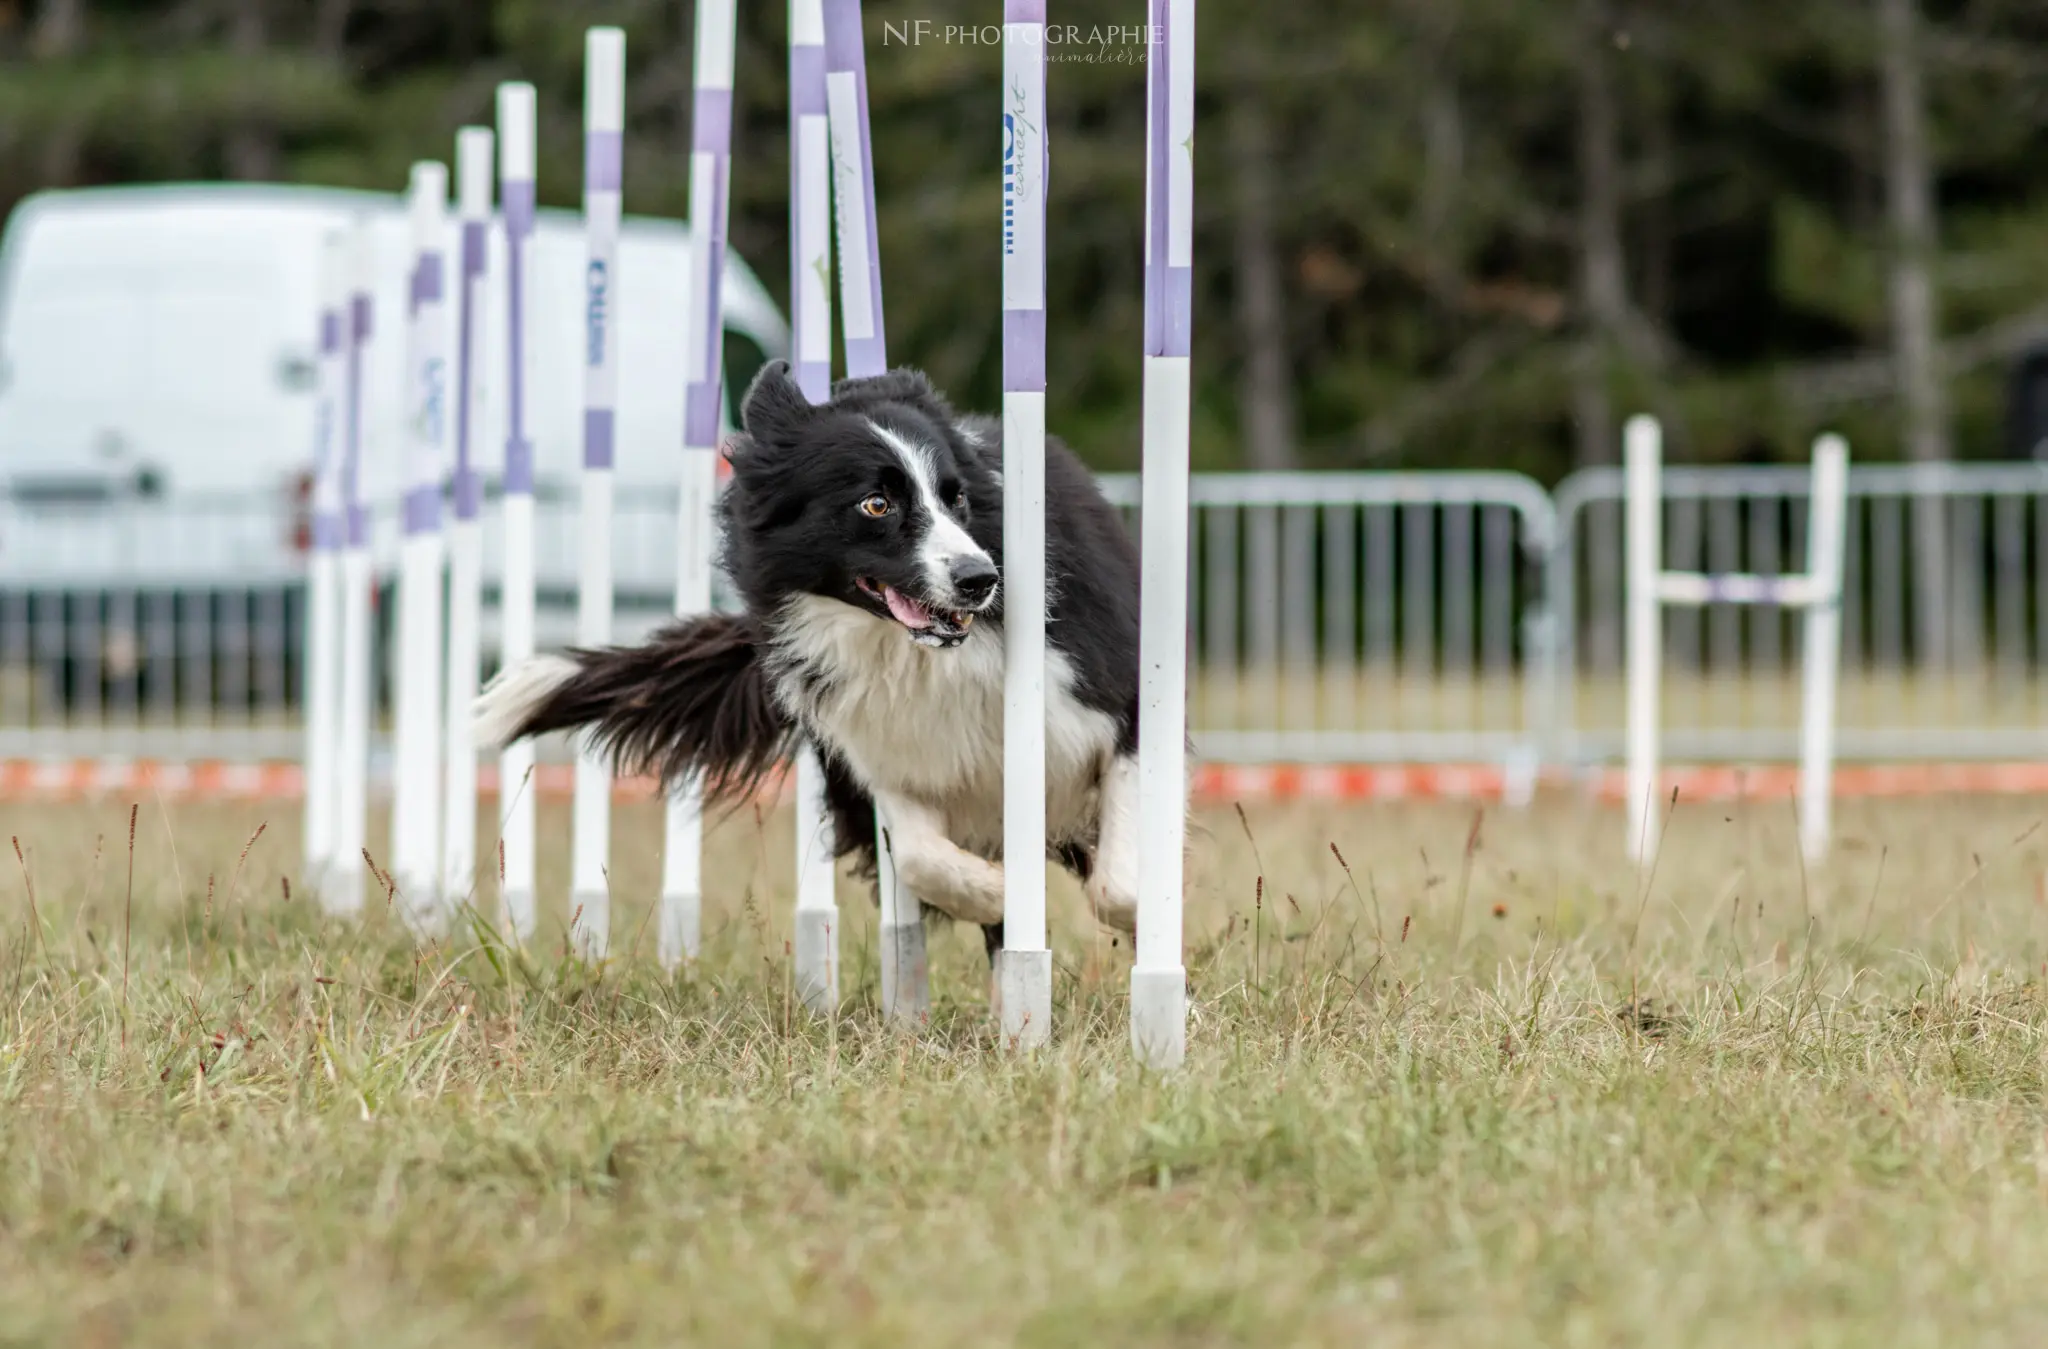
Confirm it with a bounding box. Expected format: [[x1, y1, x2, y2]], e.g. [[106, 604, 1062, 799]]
[[474, 361, 1160, 955]]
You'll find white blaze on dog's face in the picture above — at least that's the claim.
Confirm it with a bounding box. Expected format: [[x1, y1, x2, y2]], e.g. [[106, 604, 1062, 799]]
[[867, 421, 999, 620], [721, 363, 1006, 652]]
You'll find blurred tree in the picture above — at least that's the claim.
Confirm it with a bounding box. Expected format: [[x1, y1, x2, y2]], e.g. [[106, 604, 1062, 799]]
[[31, 0, 81, 58], [225, 0, 279, 181], [1223, 19, 1295, 470]]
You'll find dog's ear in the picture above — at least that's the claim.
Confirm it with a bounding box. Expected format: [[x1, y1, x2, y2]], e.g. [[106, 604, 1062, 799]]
[[946, 417, 996, 471], [831, 367, 952, 421], [740, 360, 814, 444]]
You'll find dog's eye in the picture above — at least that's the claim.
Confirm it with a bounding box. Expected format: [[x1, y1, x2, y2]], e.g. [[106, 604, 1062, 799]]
[[858, 493, 891, 518], [950, 487, 968, 511]]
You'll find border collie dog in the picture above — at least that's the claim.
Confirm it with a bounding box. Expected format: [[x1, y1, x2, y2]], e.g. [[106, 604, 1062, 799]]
[[474, 361, 1158, 957]]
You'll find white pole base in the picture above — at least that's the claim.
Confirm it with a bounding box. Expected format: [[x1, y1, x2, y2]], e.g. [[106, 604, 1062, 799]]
[[1129, 965, 1187, 1070], [996, 947, 1052, 1050], [879, 916, 929, 1025], [793, 906, 839, 1014]]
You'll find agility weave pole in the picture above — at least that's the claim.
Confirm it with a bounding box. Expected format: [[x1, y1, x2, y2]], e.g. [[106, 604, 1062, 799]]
[[495, 81, 541, 942], [822, 0, 932, 1024], [1625, 415, 1849, 865], [442, 125, 493, 906], [998, 0, 1053, 1048], [330, 221, 375, 918], [662, 0, 738, 970], [302, 232, 347, 906], [571, 28, 627, 959], [392, 161, 450, 933], [1133, 0, 1197, 1069], [790, 0, 842, 1015]]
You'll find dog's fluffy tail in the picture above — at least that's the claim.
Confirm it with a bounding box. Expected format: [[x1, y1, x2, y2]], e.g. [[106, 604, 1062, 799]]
[[473, 613, 794, 800]]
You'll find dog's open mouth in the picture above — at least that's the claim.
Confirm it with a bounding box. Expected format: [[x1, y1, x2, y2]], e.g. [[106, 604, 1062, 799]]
[[856, 578, 975, 648]]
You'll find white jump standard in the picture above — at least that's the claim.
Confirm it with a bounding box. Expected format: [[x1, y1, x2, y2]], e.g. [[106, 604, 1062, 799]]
[[1624, 415, 1849, 864]]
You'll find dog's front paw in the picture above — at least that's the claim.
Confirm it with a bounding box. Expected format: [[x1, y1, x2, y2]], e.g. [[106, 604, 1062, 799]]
[[1084, 868, 1138, 934], [896, 848, 1005, 926]]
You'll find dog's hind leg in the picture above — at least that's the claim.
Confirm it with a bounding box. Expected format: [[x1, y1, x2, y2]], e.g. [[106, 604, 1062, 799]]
[[872, 789, 1004, 927]]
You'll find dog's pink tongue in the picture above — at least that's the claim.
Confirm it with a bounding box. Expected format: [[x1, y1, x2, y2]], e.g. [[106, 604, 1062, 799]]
[[882, 586, 934, 630]]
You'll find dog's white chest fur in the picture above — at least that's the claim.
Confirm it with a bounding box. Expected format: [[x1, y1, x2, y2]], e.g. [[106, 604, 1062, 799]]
[[768, 594, 1117, 855]]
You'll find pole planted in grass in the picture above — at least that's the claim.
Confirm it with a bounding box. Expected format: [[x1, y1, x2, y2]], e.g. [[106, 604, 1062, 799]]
[[1132, 0, 1197, 1070], [998, 0, 1052, 1050], [823, 0, 929, 1023], [303, 231, 347, 902], [495, 82, 540, 944], [332, 219, 375, 920], [571, 27, 627, 961], [661, 0, 739, 970], [789, 0, 841, 1014], [442, 125, 493, 908], [393, 160, 450, 933]]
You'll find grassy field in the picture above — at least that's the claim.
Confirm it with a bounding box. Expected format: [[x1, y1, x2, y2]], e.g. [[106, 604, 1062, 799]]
[[7, 791, 2048, 1346]]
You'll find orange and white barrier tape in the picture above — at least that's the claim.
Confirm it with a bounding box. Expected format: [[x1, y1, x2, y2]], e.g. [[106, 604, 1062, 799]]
[[4, 757, 2048, 803]]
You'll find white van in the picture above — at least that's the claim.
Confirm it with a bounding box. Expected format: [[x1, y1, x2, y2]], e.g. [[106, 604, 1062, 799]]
[[0, 183, 787, 606]]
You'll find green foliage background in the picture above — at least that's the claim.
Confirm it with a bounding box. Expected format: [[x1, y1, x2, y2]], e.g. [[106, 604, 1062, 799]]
[[4, 0, 2048, 479]]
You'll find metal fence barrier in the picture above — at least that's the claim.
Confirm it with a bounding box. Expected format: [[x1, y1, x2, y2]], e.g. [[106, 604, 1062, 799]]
[[1095, 472, 1553, 769], [8, 463, 2048, 769]]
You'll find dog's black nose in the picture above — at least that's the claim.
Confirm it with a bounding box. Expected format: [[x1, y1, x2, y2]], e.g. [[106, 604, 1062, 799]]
[[950, 556, 998, 605]]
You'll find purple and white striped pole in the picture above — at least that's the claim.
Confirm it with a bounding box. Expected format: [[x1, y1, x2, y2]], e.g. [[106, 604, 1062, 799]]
[[332, 218, 376, 918], [303, 230, 348, 899], [1132, 0, 1195, 1069], [442, 126, 493, 904], [790, 0, 840, 1014], [824, 0, 887, 383], [824, 0, 927, 1022], [496, 81, 540, 943], [572, 27, 626, 960], [393, 161, 450, 931], [661, 0, 737, 969], [998, 1, 1052, 1049]]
